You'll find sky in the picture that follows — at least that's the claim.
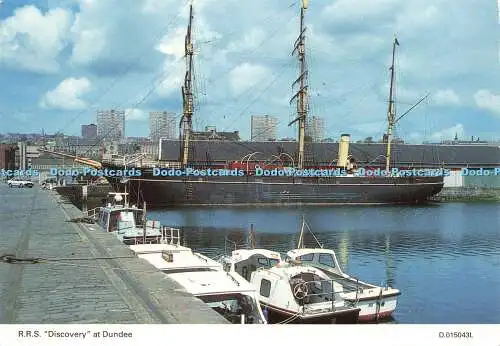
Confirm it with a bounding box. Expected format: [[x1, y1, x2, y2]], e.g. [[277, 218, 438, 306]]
[[0, 0, 499, 143]]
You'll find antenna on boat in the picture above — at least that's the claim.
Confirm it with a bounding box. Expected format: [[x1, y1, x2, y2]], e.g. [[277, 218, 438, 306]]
[[297, 216, 305, 249], [296, 215, 323, 249], [142, 201, 147, 244], [288, 0, 309, 170], [385, 35, 399, 173], [180, 2, 195, 167], [249, 224, 256, 249], [124, 181, 128, 207]]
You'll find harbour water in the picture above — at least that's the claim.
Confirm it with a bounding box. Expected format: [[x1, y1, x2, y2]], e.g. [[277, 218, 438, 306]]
[[149, 202, 500, 324]]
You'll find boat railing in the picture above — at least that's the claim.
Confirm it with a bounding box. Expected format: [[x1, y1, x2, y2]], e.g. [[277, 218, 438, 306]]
[[295, 278, 361, 311], [85, 207, 101, 220], [226, 272, 241, 286], [144, 220, 162, 230], [193, 252, 209, 263], [129, 235, 163, 245], [223, 237, 247, 255]]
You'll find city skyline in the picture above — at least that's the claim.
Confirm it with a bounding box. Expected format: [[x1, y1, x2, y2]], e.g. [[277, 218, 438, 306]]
[[251, 115, 278, 141], [149, 111, 176, 141], [305, 116, 326, 142], [0, 1, 499, 143], [96, 109, 125, 140]]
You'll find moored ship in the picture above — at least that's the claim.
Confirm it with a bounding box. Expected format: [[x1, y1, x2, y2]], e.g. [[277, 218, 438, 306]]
[[103, 1, 444, 208]]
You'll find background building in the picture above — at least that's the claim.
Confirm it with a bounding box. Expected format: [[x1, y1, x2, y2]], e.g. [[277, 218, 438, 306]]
[[305, 116, 325, 142], [251, 115, 277, 141], [149, 111, 176, 141], [97, 110, 125, 140], [191, 127, 240, 141], [0, 144, 17, 170], [81, 124, 97, 139]]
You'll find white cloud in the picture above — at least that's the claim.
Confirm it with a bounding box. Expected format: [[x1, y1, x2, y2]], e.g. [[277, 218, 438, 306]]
[[155, 59, 184, 98], [70, 17, 107, 66], [474, 89, 500, 114], [323, 0, 399, 22], [0, 5, 73, 73], [230, 63, 270, 96], [433, 89, 460, 105], [5, 0, 496, 140], [125, 108, 147, 120], [69, 0, 163, 72], [226, 27, 266, 53], [40, 77, 91, 110], [156, 27, 186, 60]]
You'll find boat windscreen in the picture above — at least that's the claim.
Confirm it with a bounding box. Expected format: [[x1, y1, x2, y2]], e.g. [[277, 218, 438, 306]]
[[256, 257, 280, 268]]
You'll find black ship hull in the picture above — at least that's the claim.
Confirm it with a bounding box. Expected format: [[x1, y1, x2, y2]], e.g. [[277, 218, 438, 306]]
[[103, 165, 444, 209]]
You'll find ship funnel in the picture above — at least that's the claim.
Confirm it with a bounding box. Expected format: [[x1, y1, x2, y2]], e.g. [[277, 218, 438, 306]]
[[337, 134, 350, 168], [302, 0, 309, 9]]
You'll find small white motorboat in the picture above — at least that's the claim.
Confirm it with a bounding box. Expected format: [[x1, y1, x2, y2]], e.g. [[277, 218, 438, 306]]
[[220, 248, 360, 324], [285, 218, 401, 322], [88, 192, 167, 245], [129, 241, 267, 324]]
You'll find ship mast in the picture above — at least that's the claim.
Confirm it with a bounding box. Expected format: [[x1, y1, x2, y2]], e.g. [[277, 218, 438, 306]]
[[385, 36, 399, 172], [180, 3, 195, 167], [289, 0, 309, 170]]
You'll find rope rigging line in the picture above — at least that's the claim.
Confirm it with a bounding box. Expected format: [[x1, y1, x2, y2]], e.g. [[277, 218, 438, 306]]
[[41, 2, 302, 168], [56, 0, 192, 136], [70, 54, 185, 160], [41, 1, 193, 170], [64, 2, 298, 161], [220, 62, 293, 131], [194, 15, 298, 125]]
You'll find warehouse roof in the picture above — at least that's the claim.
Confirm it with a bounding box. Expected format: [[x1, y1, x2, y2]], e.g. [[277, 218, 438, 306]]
[[159, 140, 500, 167]]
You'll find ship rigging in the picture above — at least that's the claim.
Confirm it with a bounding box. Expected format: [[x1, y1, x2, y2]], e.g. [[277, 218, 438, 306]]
[[49, 0, 444, 208]]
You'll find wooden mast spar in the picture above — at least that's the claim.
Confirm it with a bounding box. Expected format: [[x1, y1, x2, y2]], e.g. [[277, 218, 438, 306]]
[[289, 0, 309, 170], [181, 3, 195, 167], [385, 36, 399, 173]]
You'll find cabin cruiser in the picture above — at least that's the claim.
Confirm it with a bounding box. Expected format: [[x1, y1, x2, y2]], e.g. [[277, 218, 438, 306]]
[[220, 249, 360, 324], [286, 219, 401, 322], [129, 242, 267, 324], [88, 192, 166, 245]]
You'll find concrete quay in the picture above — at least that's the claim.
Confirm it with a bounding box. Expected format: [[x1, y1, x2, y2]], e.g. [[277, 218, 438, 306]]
[[0, 184, 227, 324]]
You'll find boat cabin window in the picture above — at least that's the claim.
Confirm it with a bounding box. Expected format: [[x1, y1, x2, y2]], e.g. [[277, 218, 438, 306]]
[[108, 210, 144, 232], [257, 257, 280, 268], [270, 259, 279, 266], [318, 253, 336, 268], [259, 279, 271, 298], [298, 253, 314, 262], [118, 211, 136, 230], [199, 293, 264, 324]]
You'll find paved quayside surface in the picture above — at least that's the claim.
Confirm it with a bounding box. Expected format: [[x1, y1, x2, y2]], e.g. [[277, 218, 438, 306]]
[[0, 184, 227, 323]]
